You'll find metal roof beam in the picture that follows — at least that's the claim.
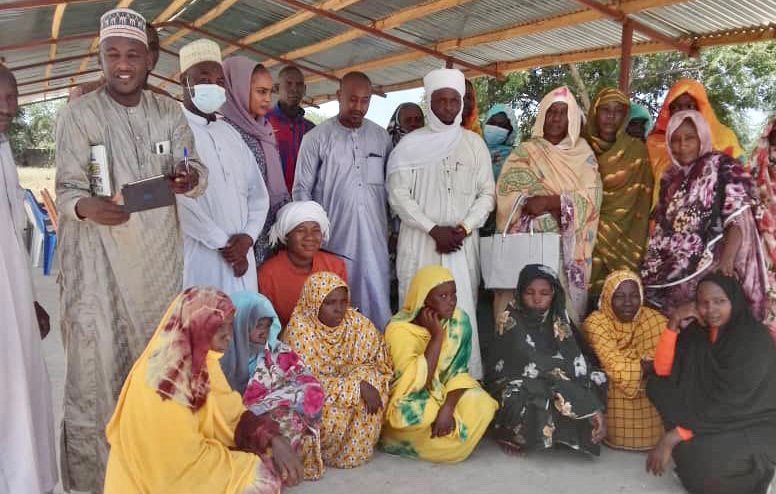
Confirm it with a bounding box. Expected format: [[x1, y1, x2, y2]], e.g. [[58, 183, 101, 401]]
[[303, 0, 689, 84], [309, 25, 776, 104], [43, 3, 67, 87], [0, 31, 96, 54], [155, 21, 341, 84], [9, 51, 97, 72], [18, 67, 101, 87], [272, 0, 503, 79], [19, 81, 81, 98], [221, 0, 360, 58], [573, 0, 697, 55], [161, 0, 240, 47], [0, 0, 101, 11], [264, 0, 475, 68]]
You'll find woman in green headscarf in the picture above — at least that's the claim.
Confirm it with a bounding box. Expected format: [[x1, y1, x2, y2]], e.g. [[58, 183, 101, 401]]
[[483, 103, 519, 180], [625, 103, 653, 141], [583, 88, 653, 301]]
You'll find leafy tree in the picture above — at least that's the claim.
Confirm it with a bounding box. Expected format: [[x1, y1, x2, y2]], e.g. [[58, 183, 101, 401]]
[[305, 109, 328, 125], [8, 99, 64, 165], [472, 41, 776, 148]]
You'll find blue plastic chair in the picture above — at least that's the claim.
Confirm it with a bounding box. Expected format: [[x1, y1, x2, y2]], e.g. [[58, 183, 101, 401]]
[[23, 189, 57, 275]]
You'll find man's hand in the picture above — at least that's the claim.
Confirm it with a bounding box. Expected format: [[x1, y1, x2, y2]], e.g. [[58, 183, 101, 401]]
[[75, 197, 130, 225], [270, 436, 304, 487], [34, 301, 50, 339], [429, 226, 463, 254], [170, 161, 199, 194], [232, 258, 249, 277], [221, 234, 253, 264], [646, 429, 682, 476], [360, 380, 382, 415]]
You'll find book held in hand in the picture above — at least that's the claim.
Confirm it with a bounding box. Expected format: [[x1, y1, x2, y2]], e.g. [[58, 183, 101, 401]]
[[87, 144, 112, 197]]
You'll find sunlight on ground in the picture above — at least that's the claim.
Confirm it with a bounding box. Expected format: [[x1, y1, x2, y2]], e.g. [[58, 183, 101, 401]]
[[18, 166, 56, 200]]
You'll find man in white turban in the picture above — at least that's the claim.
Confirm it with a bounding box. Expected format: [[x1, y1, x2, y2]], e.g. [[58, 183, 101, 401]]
[[386, 68, 495, 378], [259, 200, 347, 326]]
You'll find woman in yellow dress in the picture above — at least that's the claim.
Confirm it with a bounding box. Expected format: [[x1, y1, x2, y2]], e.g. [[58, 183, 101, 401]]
[[104, 287, 297, 494], [583, 270, 665, 450], [380, 265, 497, 463], [283, 272, 393, 469]]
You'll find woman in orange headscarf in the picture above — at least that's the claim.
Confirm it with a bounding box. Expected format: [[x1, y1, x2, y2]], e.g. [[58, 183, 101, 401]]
[[646, 79, 743, 205]]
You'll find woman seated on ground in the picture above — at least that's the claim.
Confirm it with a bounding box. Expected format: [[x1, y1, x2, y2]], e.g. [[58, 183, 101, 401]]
[[258, 201, 347, 327], [222, 292, 326, 480], [104, 287, 299, 493], [494, 86, 602, 325], [583, 88, 653, 301], [283, 272, 392, 468], [641, 110, 767, 318], [583, 270, 665, 451], [646, 274, 776, 494], [380, 265, 497, 463], [487, 264, 608, 457], [646, 79, 743, 204]]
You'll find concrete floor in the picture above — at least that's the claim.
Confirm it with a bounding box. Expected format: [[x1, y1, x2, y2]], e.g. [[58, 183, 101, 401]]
[[33, 269, 688, 494]]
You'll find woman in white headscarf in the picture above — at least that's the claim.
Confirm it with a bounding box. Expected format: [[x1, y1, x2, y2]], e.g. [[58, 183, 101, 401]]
[[494, 86, 602, 326], [257, 201, 347, 327]]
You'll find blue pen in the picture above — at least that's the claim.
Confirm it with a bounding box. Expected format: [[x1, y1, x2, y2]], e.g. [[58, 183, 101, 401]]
[[183, 147, 190, 174]]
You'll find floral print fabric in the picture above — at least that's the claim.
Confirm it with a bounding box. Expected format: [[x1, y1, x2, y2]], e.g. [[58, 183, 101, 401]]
[[487, 265, 607, 455], [243, 341, 325, 479]]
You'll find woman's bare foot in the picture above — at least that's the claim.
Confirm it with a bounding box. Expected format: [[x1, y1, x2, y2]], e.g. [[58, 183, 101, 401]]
[[497, 439, 523, 456]]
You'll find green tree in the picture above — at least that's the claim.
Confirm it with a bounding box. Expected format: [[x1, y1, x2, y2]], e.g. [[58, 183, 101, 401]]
[[305, 109, 328, 125], [473, 41, 776, 147], [8, 99, 64, 165]]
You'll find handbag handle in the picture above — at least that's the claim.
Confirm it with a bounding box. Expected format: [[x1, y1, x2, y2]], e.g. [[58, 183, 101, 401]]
[[502, 194, 535, 238]]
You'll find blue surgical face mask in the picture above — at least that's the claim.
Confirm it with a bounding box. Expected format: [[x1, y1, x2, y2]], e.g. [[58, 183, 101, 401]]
[[484, 123, 510, 146], [187, 80, 226, 115]]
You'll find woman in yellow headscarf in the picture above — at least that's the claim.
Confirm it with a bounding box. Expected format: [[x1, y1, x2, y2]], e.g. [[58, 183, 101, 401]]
[[646, 79, 743, 204], [104, 287, 286, 494], [583, 88, 653, 300], [380, 265, 497, 463], [283, 272, 392, 469], [583, 270, 665, 450]]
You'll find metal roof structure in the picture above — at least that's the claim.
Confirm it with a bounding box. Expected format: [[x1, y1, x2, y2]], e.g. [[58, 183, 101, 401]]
[[2, 0, 775, 105]]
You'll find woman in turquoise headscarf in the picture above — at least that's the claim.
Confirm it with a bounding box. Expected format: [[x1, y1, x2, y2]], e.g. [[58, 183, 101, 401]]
[[483, 103, 519, 180], [226, 291, 326, 480], [625, 103, 653, 141]]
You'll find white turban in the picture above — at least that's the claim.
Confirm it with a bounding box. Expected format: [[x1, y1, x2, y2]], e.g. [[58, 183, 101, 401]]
[[386, 68, 465, 174], [268, 201, 331, 247], [179, 39, 222, 74]]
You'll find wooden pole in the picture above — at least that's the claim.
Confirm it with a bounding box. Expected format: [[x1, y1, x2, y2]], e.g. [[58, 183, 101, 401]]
[[619, 20, 634, 93]]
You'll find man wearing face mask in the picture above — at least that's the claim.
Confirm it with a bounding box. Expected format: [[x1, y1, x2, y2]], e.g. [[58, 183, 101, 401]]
[[177, 40, 269, 294], [55, 8, 206, 492], [293, 71, 393, 330], [386, 68, 495, 379]]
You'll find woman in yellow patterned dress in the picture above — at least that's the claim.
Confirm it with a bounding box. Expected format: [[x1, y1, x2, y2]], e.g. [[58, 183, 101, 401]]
[[283, 272, 392, 468], [583, 270, 665, 450], [380, 265, 497, 463]]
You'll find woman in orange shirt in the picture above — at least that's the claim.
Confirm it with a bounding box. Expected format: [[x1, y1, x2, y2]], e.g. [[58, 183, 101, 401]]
[[258, 201, 347, 327], [646, 274, 776, 494]]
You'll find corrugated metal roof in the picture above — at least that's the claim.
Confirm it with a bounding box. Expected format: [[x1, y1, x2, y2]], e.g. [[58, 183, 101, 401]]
[[1, 0, 773, 104]]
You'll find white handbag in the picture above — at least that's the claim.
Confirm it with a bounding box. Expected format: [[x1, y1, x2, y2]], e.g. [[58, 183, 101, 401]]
[[480, 195, 561, 289]]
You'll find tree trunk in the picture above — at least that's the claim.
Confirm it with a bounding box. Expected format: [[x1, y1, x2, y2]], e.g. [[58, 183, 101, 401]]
[[567, 63, 591, 113]]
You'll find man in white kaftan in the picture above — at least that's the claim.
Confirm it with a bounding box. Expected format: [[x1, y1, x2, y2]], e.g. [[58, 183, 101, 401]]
[[178, 40, 269, 294], [0, 66, 58, 494], [387, 69, 495, 378], [293, 72, 393, 329], [55, 10, 206, 492]]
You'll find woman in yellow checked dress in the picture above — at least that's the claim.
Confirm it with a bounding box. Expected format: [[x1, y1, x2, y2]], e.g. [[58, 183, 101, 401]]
[[380, 265, 497, 463], [283, 272, 392, 469], [583, 270, 665, 450]]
